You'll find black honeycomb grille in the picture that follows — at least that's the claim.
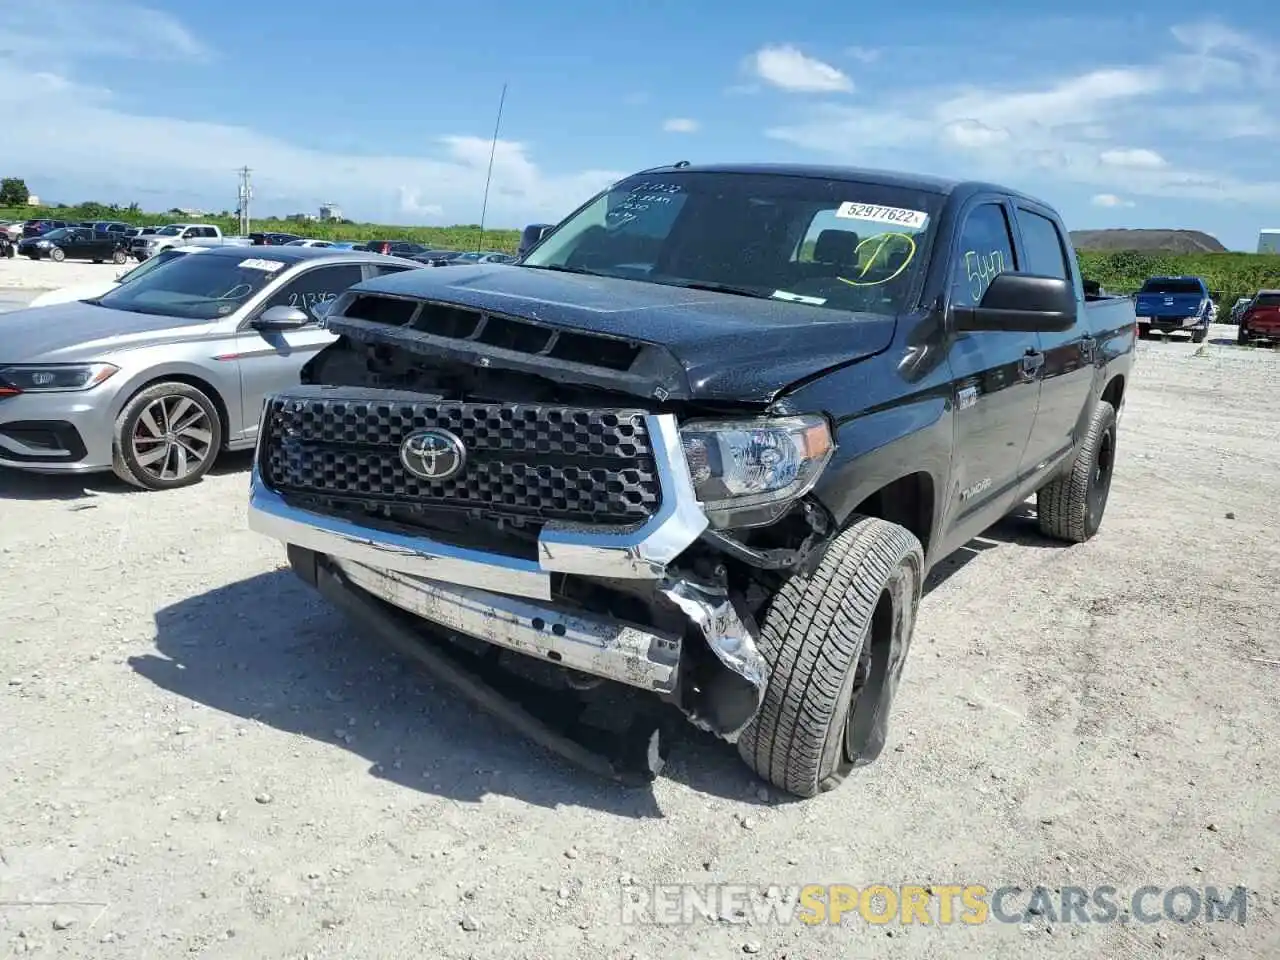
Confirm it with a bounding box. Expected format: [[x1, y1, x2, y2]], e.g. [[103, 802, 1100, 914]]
[[261, 396, 663, 524]]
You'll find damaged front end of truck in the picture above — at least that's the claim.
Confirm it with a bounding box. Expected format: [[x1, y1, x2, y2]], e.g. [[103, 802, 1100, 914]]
[[245, 276, 859, 781]]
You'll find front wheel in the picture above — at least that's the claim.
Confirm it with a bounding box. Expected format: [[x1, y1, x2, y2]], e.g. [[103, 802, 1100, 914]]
[[112, 249, 128, 265], [49, 246, 66, 262], [736, 516, 925, 798], [111, 382, 223, 491], [1036, 400, 1117, 543]]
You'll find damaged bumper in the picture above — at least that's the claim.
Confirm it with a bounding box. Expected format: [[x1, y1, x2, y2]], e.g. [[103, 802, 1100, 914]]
[[247, 412, 769, 739]]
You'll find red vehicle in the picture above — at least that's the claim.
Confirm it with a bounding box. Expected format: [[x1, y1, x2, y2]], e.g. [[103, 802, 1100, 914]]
[[1238, 290, 1280, 346]]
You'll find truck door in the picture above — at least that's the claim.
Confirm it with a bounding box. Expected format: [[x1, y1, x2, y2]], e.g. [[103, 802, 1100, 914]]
[[1010, 204, 1097, 483], [944, 198, 1042, 535]]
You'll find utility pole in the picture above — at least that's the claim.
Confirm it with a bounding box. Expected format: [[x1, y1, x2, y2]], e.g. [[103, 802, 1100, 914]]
[[236, 166, 253, 236], [476, 82, 507, 252]]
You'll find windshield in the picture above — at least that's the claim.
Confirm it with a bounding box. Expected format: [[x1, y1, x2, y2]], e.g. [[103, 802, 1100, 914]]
[[116, 248, 190, 284], [156, 226, 184, 236], [95, 253, 286, 319], [1140, 279, 1203, 295], [522, 171, 940, 316], [40, 228, 72, 241], [1253, 294, 1280, 308]]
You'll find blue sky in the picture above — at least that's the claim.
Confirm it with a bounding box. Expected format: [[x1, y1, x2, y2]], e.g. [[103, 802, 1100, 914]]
[[1, 0, 1277, 250]]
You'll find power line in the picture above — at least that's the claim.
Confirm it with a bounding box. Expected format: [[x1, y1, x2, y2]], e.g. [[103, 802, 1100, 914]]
[[476, 82, 507, 252]]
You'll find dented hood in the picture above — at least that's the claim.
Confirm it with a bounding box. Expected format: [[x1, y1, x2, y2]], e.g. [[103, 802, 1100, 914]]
[[345, 264, 898, 403]]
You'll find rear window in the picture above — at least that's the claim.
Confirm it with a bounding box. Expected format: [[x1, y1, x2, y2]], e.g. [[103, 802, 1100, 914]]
[[1252, 294, 1280, 308], [1140, 279, 1203, 295]]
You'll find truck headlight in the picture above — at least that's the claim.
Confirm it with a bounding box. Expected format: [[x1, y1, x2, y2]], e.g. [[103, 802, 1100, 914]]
[[680, 414, 834, 528], [0, 363, 120, 394]]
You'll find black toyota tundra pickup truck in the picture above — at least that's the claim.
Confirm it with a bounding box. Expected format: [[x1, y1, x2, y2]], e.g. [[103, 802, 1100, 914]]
[[248, 163, 1136, 797]]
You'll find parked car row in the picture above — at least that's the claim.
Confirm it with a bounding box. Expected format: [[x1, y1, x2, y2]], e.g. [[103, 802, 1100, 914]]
[[1133, 274, 1280, 346]]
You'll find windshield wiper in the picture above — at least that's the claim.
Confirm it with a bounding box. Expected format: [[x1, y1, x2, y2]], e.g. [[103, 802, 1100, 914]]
[[660, 280, 774, 300], [523, 264, 605, 277]]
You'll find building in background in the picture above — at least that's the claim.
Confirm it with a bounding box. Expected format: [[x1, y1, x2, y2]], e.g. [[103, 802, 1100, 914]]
[[1259, 229, 1280, 254], [319, 202, 343, 221]]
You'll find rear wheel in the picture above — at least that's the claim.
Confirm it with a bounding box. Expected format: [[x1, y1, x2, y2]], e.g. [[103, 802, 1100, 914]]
[[1036, 400, 1117, 543], [1137, 324, 1151, 340], [736, 516, 924, 798], [111, 382, 223, 491], [1237, 327, 1250, 347], [50, 246, 66, 262]]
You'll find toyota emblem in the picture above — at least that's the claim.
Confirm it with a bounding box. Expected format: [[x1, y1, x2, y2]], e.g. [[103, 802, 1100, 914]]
[[399, 428, 466, 481]]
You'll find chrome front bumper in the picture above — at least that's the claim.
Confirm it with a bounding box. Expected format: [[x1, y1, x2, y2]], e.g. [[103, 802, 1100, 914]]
[[246, 412, 709, 602], [332, 558, 682, 692]]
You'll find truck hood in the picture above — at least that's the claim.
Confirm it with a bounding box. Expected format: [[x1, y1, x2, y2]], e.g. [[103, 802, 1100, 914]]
[[343, 264, 899, 403], [0, 300, 219, 363]]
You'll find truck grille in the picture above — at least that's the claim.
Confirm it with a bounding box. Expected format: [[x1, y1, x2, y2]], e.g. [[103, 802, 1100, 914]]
[[260, 396, 663, 525]]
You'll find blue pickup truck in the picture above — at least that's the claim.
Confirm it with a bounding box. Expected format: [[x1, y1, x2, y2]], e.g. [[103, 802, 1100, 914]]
[[1134, 276, 1212, 343]]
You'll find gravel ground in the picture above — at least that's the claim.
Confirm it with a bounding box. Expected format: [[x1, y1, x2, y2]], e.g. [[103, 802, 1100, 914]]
[[0, 258, 124, 291], [1, 324, 1278, 959]]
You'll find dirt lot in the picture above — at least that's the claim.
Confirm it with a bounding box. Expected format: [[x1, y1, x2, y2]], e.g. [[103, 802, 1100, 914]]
[[1, 325, 1277, 959], [0, 257, 124, 291]]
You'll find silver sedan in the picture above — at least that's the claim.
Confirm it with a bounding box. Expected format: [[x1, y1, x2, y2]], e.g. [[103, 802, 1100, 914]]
[[0, 246, 421, 490]]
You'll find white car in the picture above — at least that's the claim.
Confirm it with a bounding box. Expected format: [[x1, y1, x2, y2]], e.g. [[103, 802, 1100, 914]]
[[27, 245, 215, 308], [284, 239, 335, 248]]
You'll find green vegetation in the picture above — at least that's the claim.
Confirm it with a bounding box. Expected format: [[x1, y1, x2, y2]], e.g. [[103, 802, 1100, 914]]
[[1077, 250, 1280, 308], [5, 199, 1280, 305], [0, 201, 522, 253]]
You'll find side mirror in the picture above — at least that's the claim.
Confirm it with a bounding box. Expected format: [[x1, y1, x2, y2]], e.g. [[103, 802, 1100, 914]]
[[953, 273, 1076, 333], [252, 304, 311, 330]]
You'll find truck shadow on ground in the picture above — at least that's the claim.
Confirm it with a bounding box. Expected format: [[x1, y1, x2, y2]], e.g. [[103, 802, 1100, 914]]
[[132, 511, 1055, 816]]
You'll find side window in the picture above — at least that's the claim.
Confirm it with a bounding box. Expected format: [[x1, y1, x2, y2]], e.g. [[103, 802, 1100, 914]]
[[260, 265, 365, 322], [363, 264, 415, 280], [1015, 209, 1070, 280], [952, 203, 1016, 308]]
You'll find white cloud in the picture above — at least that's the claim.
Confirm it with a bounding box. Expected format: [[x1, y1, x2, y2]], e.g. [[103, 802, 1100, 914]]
[[662, 117, 699, 134], [764, 21, 1280, 206], [942, 119, 1010, 148], [846, 46, 880, 64], [0, 3, 626, 225], [1091, 194, 1135, 208], [1099, 148, 1167, 169], [749, 44, 853, 94]]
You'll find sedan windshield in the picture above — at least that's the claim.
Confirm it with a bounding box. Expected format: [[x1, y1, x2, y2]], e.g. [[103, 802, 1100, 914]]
[[94, 253, 287, 319], [522, 170, 941, 316], [39, 228, 72, 241], [115, 248, 191, 284]]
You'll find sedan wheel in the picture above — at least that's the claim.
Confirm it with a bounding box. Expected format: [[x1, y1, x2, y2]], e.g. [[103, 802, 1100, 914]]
[[111, 382, 223, 490], [50, 246, 66, 262]]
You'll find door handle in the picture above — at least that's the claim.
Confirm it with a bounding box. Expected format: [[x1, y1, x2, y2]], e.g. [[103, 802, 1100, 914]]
[[1020, 349, 1045, 379]]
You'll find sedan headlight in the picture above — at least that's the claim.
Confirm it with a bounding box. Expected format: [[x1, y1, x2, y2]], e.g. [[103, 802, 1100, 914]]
[[680, 414, 834, 528], [0, 363, 120, 394]]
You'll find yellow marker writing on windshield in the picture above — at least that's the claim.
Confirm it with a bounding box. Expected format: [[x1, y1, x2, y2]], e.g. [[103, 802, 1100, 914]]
[[837, 232, 917, 288]]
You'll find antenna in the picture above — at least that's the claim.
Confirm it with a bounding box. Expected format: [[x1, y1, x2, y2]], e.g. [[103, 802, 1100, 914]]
[[476, 82, 508, 252]]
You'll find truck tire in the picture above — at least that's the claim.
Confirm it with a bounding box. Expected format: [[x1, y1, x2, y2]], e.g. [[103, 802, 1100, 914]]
[[1036, 399, 1116, 543], [1137, 324, 1151, 340], [1191, 321, 1208, 344], [110, 381, 223, 491], [1237, 326, 1250, 347], [736, 515, 924, 798]]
